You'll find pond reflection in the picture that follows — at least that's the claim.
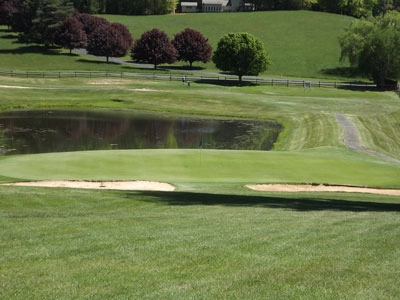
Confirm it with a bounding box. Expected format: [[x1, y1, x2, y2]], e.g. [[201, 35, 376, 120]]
[[0, 111, 282, 155]]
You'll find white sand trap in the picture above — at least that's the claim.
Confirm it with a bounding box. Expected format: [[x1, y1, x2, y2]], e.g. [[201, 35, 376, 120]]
[[246, 184, 400, 196], [2, 180, 175, 191]]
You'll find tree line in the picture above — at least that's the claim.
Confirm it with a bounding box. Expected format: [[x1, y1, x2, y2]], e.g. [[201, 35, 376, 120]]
[[248, 0, 400, 18], [1, 0, 400, 19], [55, 12, 214, 67]]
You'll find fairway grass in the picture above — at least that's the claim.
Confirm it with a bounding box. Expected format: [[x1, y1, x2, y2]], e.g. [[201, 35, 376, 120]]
[[1, 186, 400, 299]]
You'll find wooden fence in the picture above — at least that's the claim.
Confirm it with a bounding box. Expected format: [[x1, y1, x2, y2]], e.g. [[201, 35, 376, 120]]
[[0, 69, 383, 90]]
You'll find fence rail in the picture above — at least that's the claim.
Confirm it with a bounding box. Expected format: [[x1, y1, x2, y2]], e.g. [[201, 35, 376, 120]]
[[0, 69, 386, 90]]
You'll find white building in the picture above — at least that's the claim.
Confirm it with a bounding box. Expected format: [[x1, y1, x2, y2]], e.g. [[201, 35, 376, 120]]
[[181, 2, 198, 13], [181, 0, 249, 13]]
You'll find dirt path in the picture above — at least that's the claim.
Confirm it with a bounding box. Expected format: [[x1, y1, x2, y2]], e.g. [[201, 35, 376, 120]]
[[334, 114, 400, 164]]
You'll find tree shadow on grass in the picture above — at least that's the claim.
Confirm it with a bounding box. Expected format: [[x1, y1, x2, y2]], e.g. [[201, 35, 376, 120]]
[[1, 33, 18, 39], [0, 45, 61, 55], [195, 78, 257, 87], [161, 65, 206, 71], [320, 67, 381, 91], [128, 191, 400, 212], [76, 58, 125, 67], [320, 66, 364, 78]]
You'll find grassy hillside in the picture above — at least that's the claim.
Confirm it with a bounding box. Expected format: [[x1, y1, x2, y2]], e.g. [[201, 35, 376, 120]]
[[0, 11, 355, 79], [106, 11, 354, 78]]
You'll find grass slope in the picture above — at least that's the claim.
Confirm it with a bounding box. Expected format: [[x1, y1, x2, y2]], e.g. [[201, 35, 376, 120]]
[[106, 11, 354, 78], [0, 11, 354, 79]]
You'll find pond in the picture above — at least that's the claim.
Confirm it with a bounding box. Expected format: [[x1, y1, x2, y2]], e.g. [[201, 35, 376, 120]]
[[0, 110, 283, 155]]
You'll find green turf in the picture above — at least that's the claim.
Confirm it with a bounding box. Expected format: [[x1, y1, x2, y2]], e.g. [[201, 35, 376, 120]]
[[1, 186, 400, 299], [0, 148, 399, 191]]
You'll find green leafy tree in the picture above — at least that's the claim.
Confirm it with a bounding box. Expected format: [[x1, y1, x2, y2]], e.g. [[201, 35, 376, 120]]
[[339, 11, 400, 88], [373, 0, 394, 15], [212, 32, 271, 83], [73, 0, 103, 13]]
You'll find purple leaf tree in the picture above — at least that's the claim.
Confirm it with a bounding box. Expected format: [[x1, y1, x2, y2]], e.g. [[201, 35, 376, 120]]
[[173, 28, 212, 68], [131, 28, 177, 69]]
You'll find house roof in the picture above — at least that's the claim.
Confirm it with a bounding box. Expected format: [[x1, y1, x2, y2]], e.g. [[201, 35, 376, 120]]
[[181, 2, 198, 6]]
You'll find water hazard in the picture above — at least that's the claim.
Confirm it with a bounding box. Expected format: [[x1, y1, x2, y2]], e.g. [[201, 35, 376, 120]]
[[0, 110, 282, 155]]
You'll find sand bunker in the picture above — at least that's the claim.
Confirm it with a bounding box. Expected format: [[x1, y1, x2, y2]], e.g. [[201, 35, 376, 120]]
[[246, 184, 400, 196], [2, 180, 175, 191], [2, 181, 399, 196]]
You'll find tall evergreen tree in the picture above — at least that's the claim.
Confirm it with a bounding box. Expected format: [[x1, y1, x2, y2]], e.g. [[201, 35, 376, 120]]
[[24, 0, 74, 46]]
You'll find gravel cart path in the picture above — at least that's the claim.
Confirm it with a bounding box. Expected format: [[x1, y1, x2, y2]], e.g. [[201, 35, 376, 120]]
[[335, 113, 400, 164]]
